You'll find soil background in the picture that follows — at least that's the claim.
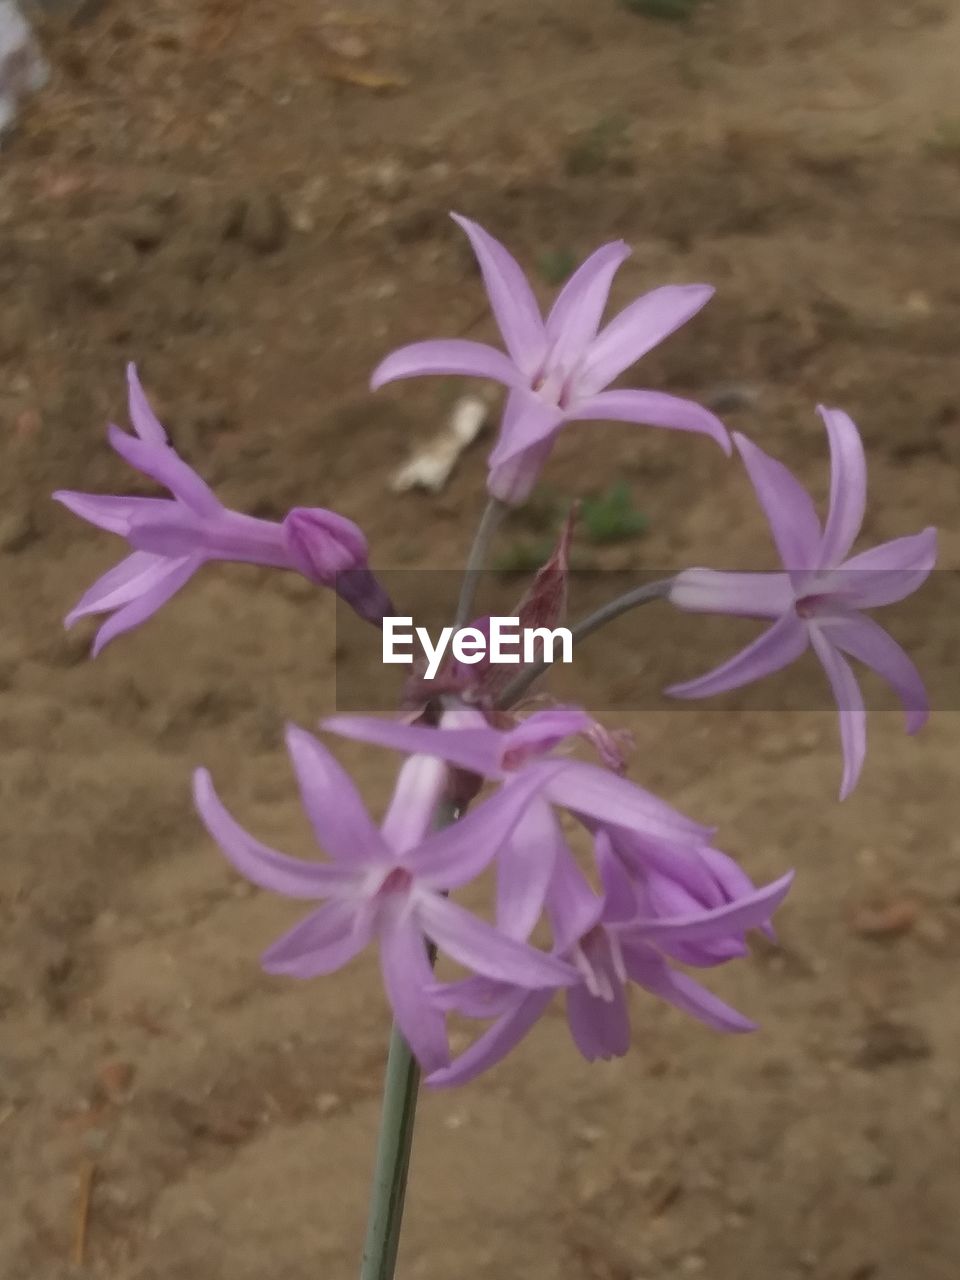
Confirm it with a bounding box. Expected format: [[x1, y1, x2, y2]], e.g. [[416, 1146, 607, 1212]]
[[3, 1, 960, 1277]]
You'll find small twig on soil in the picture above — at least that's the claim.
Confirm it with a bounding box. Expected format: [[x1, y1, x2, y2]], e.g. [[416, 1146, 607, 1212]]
[[73, 1161, 96, 1267]]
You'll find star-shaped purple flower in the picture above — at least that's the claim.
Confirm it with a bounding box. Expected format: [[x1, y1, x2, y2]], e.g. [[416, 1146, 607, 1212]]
[[371, 215, 730, 503], [427, 831, 793, 1086], [54, 365, 392, 654], [194, 726, 575, 1074], [666, 406, 937, 797]]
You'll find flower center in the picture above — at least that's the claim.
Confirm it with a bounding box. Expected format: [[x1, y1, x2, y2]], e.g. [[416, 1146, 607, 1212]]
[[376, 866, 413, 898], [795, 593, 829, 619]]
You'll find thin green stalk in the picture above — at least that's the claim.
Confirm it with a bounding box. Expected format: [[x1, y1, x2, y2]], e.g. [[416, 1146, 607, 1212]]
[[497, 576, 675, 709], [359, 1025, 425, 1280], [358, 808, 455, 1277], [453, 497, 506, 627]]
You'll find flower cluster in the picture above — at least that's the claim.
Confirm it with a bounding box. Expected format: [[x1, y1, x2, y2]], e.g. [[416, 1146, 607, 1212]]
[[55, 214, 935, 1086]]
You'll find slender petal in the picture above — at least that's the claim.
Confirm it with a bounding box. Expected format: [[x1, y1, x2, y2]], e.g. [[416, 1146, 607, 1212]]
[[370, 339, 521, 392], [427, 990, 552, 1089], [734, 432, 822, 574], [126, 364, 168, 445], [666, 610, 809, 700], [193, 768, 360, 898], [817, 613, 928, 734], [548, 764, 710, 843], [322, 714, 503, 779], [65, 550, 177, 623], [567, 389, 731, 454], [450, 214, 547, 371], [566, 982, 631, 1061], [52, 490, 171, 536], [90, 555, 199, 655], [381, 754, 448, 853], [809, 629, 866, 800], [669, 569, 793, 619], [261, 900, 373, 977], [379, 912, 450, 1074], [428, 975, 515, 1017], [605, 828, 724, 903], [129, 508, 290, 569], [622, 871, 794, 944], [410, 765, 562, 890], [284, 726, 388, 865], [817, 406, 867, 568], [499, 707, 592, 769], [107, 425, 221, 517], [416, 893, 574, 988], [544, 240, 630, 370], [495, 801, 565, 942], [622, 945, 756, 1032], [595, 832, 639, 923], [486, 386, 566, 469], [486, 433, 555, 506], [836, 528, 937, 608], [545, 841, 605, 956], [577, 283, 715, 396]]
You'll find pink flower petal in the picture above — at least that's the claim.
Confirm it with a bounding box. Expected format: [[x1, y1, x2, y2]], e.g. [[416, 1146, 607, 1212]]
[[544, 240, 630, 370], [622, 945, 756, 1032], [193, 768, 361, 899], [494, 800, 565, 942], [126, 364, 169, 445], [411, 766, 561, 890], [817, 406, 867, 569], [666, 610, 809, 701], [450, 214, 547, 372], [261, 900, 373, 977], [381, 754, 448, 853], [53, 490, 172, 536], [567, 389, 731, 454], [486, 385, 566, 469], [417, 893, 574, 988], [548, 762, 710, 843], [426, 989, 551, 1088], [284, 726, 388, 865], [565, 981, 631, 1061], [734, 432, 822, 575], [65, 549, 175, 623], [379, 913, 450, 1074], [622, 871, 794, 945], [107, 425, 221, 517], [817, 613, 928, 735], [322, 714, 503, 779], [669, 569, 794, 619], [809, 629, 867, 800], [577, 283, 715, 396], [370, 338, 521, 391], [836, 528, 937, 608], [90, 556, 199, 656]]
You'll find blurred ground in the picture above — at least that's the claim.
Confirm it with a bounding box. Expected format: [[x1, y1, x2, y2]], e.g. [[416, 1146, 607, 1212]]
[[2, 1, 960, 1277]]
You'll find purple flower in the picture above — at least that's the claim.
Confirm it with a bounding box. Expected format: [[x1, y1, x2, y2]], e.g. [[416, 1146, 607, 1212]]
[[54, 365, 391, 654], [666, 407, 937, 798], [371, 215, 730, 503], [323, 705, 711, 845], [322, 704, 713, 940], [194, 726, 576, 1074], [427, 831, 793, 1086]]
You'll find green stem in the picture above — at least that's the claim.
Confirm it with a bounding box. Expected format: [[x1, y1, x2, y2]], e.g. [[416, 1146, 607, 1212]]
[[496, 576, 675, 709], [453, 497, 507, 628], [359, 798, 454, 1279], [359, 1025, 424, 1280]]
